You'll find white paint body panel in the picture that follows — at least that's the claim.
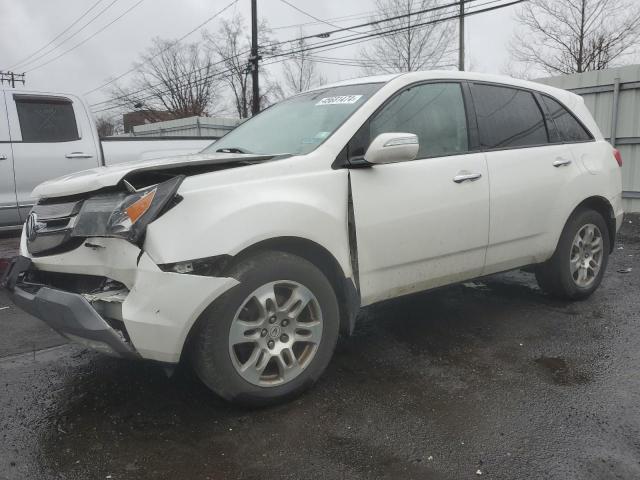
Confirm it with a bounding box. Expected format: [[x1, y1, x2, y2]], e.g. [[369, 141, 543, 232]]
[[16, 71, 624, 363], [483, 143, 578, 272], [350, 152, 489, 305], [19, 231, 238, 363]]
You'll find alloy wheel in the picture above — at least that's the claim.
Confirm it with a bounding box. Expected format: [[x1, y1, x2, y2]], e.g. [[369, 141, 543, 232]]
[[228, 281, 323, 386], [570, 223, 603, 288]]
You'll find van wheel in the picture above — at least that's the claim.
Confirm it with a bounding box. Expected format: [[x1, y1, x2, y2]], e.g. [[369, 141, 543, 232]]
[[191, 251, 340, 407], [535, 208, 610, 300]]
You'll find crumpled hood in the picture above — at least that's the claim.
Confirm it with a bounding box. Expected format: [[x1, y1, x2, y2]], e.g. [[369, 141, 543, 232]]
[[32, 152, 275, 199]]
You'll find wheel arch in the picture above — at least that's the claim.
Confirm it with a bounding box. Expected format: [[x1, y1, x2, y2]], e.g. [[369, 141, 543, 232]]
[[227, 237, 360, 336], [569, 196, 616, 253], [181, 236, 361, 363]]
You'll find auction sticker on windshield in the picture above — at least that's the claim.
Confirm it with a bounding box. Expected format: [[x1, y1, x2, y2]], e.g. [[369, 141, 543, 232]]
[[316, 95, 363, 106]]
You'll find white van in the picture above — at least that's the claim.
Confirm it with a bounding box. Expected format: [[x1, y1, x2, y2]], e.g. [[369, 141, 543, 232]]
[[2, 71, 623, 406]]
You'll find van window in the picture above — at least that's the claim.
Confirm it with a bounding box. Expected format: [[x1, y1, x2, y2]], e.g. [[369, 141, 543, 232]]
[[541, 95, 592, 142], [370, 82, 468, 158], [472, 84, 547, 149], [15, 97, 79, 143]]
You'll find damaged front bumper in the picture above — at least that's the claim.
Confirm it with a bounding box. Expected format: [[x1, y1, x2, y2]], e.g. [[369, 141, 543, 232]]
[[2, 256, 138, 358], [2, 236, 240, 363]]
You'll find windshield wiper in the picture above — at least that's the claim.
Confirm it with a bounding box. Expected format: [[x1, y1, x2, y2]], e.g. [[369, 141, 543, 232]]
[[215, 147, 252, 154]]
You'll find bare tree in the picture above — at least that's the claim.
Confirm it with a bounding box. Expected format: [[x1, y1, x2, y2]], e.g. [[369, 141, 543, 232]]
[[279, 33, 326, 98], [107, 38, 223, 119], [94, 115, 119, 137], [359, 0, 456, 74], [510, 0, 640, 76], [204, 14, 278, 118]]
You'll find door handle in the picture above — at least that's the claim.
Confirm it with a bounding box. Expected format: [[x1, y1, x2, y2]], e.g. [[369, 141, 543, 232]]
[[553, 158, 572, 167], [453, 172, 482, 183], [65, 152, 93, 159], [0, 155, 7, 160]]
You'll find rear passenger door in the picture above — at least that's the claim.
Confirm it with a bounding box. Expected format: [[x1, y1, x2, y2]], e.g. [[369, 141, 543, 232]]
[[6, 94, 98, 221], [540, 94, 596, 171], [0, 92, 19, 228], [470, 83, 580, 273]]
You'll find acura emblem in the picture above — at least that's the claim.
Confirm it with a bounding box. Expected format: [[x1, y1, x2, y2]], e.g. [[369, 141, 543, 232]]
[[269, 325, 281, 338], [25, 212, 41, 241]]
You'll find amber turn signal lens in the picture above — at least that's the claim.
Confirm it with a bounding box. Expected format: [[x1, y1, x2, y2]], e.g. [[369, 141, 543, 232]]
[[125, 189, 156, 224]]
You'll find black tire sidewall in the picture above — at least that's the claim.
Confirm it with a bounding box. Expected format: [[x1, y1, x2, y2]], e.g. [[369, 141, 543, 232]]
[[553, 209, 610, 299], [191, 251, 340, 406]]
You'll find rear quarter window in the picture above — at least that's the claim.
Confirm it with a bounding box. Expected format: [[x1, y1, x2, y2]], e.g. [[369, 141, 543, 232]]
[[541, 95, 592, 143], [472, 83, 548, 149]]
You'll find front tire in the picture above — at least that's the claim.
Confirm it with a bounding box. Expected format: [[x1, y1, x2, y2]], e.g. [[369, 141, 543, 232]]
[[191, 251, 340, 407], [535, 208, 610, 300]]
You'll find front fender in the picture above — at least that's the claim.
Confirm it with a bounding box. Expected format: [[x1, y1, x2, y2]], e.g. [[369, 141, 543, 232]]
[[143, 168, 352, 280]]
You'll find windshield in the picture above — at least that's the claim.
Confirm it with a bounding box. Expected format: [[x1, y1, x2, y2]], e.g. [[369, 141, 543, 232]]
[[204, 83, 383, 156]]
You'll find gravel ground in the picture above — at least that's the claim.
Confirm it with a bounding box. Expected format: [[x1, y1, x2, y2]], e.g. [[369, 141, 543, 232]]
[[0, 215, 639, 480]]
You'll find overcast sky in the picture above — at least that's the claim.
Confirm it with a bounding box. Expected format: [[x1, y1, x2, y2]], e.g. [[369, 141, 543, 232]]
[[0, 0, 521, 111]]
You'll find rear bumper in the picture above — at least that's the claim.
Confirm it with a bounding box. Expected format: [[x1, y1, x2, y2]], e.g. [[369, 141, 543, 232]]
[[2, 256, 138, 358]]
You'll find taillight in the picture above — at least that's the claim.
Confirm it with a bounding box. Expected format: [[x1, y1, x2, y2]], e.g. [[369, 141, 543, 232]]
[[613, 148, 623, 167]]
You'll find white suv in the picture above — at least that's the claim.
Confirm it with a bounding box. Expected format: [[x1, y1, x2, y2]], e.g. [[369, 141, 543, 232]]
[[2, 71, 623, 406]]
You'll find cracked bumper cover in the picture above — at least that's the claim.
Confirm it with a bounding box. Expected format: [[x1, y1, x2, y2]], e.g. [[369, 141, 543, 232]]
[[2, 238, 240, 363], [2, 256, 138, 358]]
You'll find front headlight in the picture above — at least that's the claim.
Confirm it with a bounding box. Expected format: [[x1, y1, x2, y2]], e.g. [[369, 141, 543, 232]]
[[72, 175, 184, 242]]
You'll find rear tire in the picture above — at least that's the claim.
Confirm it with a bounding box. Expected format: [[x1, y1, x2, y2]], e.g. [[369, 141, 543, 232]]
[[535, 208, 610, 300], [190, 250, 340, 407]]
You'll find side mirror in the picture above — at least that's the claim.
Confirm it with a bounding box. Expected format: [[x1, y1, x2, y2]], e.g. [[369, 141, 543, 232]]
[[363, 132, 419, 165]]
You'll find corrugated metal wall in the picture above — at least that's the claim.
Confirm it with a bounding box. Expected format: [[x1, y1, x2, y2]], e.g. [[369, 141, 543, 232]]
[[132, 116, 240, 138], [536, 65, 640, 212]]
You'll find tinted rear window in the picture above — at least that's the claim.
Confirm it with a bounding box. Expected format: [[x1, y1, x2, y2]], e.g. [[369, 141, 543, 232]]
[[541, 95, 592, 143], [15, 98, 79, 143], [472, 84, 547, 149]]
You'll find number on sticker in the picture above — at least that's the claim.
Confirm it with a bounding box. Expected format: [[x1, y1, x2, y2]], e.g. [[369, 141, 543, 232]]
[[316, 95, 363, 106]]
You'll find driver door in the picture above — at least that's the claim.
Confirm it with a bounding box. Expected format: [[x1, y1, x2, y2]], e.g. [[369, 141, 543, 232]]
[[348, 82, 490, 305]]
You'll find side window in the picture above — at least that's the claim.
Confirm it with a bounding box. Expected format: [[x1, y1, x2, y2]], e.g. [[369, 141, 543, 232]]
[[472, 84, 547, 149], [541, 95, 592, 143], [370, 82, 468, 158], [14, 97, 79, 143]]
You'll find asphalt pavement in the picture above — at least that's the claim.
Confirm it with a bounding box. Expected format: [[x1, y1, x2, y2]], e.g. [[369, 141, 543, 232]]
[[1, 216, 639, 479]]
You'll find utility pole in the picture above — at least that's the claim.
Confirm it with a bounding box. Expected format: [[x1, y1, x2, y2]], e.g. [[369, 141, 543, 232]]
[[250, 0, 260, 115], [458, 0, 465, 71], [0, 71, 25, 88]]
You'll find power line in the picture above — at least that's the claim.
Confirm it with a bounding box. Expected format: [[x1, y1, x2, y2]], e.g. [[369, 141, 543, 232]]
[[11, 0, 122, 71], [4, 0, 106, 70], [91, 0, 517, 114], [0, 71, 26, 88], [91, 63, 239, 114], [91, 0, 480, 106], [306, 51, 459, 68], [24, 0, 147, 74], [270, 10, 375, 31], [278, 0, 364, 34], [88, 47, 251, 108], [84, 0, 239, 95], [91, 0, 526, 115], [263, 0, 484, 50], [267, 0, 527, 61]]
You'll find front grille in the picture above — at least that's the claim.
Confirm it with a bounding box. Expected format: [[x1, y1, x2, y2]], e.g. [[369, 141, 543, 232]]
[[27, 200, 84, 256]]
